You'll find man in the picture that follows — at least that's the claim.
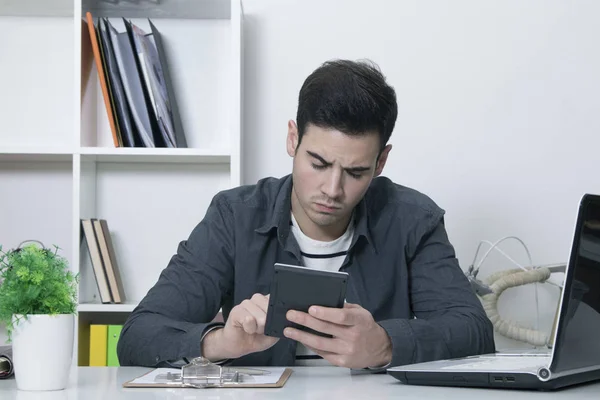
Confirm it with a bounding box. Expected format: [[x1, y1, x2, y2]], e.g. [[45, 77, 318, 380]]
[[117, 59, 495, 369]]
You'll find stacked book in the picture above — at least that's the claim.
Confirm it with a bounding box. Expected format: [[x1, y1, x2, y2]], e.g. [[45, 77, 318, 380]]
[[85, 12, 187, 148], [81, 219, 125, 304]]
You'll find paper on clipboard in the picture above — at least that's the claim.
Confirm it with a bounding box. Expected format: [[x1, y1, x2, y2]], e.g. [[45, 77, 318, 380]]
[[123, 366, 292, 388]]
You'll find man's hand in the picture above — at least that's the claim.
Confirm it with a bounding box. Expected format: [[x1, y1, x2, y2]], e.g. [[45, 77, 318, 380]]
[[202, 294, 279, 361], [284, 303, 392, 369]]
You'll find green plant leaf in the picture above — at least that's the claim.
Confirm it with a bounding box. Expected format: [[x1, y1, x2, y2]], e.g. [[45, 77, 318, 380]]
[[0, 243, 79, 342]]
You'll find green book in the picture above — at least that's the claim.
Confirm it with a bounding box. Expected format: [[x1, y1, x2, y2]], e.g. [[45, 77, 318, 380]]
[[106, 325, 123, 366]]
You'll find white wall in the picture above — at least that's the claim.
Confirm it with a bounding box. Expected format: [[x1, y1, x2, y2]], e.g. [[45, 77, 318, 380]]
[[2, 0, 598, 351], [242, 0, 600, 349]]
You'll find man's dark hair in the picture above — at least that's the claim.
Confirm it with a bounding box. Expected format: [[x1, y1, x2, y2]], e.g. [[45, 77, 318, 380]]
[[296, 59, 398, 152]]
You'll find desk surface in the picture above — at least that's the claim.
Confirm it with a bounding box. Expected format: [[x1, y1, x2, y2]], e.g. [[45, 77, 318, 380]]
[[1, 366, 600, 399]]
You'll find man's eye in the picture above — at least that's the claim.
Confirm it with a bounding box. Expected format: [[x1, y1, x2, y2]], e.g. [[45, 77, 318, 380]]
[[311, 164, 327, 170], [347, 171, 362, 179]]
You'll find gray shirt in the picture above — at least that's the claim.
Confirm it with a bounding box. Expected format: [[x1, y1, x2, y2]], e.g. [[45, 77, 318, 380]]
[[117, 174, 495, 367]]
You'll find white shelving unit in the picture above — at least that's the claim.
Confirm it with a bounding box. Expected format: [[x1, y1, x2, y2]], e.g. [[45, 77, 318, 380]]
[[0, 0, 243, 365]]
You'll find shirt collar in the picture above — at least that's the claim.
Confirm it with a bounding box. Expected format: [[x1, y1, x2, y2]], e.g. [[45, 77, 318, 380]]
[[254, 174, 377, 253]]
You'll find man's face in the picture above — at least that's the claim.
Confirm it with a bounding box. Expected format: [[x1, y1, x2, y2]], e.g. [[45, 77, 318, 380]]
[[287, 121, 391, 240]]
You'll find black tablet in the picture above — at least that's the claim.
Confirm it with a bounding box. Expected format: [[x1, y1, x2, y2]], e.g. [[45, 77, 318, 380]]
[[264, 263, 349, 338]]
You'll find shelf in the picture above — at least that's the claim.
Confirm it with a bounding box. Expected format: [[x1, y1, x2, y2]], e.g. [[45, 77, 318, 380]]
[[81, 17, 234, 151], [78, 302, 137, 313], [0, 147, 73, 162], [79, 303, 224, 315], [82, 0, 231, 20], [1, 0, 243, 364], [79, 147, 230, 163], [0, 0, 73, 17]]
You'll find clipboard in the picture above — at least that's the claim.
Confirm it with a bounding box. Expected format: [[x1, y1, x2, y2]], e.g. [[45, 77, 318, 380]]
[[123, 357, 293, 389]]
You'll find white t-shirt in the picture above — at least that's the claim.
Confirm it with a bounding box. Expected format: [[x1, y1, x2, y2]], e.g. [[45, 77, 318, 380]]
[[290, 212, 354, 365]]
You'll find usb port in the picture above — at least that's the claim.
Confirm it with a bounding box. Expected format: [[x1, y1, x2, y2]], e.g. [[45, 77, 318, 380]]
[[506, 377, 515, 382], [493, 376, 503, 382]]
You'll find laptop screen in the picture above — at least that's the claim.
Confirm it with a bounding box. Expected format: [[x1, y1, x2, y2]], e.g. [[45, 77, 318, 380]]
[[550, 194, 600, 374]]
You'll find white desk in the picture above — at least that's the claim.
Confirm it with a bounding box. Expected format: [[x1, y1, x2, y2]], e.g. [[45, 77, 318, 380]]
[[1, 366, 600, 399]]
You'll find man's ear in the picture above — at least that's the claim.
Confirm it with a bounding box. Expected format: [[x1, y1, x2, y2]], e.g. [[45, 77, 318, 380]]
[[287, 120, 299, 157], [374, 145, 392, 177]]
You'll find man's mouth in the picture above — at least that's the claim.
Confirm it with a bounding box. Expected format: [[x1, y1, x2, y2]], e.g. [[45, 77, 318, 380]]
[[315, 203, 339, 213]]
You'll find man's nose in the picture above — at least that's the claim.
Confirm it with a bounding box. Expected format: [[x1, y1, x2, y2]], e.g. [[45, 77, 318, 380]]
[[322, 170, 343, 201]]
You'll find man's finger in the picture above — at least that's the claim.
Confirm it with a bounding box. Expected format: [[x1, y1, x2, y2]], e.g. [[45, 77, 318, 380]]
[[306, 345, 336, 359], [241, 315, 258, 334], [242, 299, 268, 333], [306, 346, 343, 366], [287, 310, 344, 337], [309, 348, 347, 368], [250, 293, 269, 313], [308, 305, 361, 326], [283, 327, 346, 354]]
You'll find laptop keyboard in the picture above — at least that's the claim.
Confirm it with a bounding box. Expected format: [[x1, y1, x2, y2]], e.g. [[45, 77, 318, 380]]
[[440, 356, 551, 371]]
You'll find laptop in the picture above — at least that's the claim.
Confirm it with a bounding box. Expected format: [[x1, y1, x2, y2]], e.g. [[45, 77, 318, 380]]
[[388, 193, 600, 390]]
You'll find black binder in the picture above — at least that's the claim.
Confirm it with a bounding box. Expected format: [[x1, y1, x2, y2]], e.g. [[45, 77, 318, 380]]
[[99, 18, 187, 148]]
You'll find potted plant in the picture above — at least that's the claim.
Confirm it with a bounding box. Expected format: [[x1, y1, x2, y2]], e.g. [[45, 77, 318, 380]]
[[0, 241, 78, 391]]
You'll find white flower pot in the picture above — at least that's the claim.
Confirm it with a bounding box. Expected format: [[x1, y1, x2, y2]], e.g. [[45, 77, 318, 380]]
[[12, 314, 74, 391]]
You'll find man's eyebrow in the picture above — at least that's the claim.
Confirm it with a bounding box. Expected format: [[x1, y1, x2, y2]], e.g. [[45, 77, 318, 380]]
[[345, 165, 371, 173], [306, 151, 331, 166], [306, 150, 371, 173]]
